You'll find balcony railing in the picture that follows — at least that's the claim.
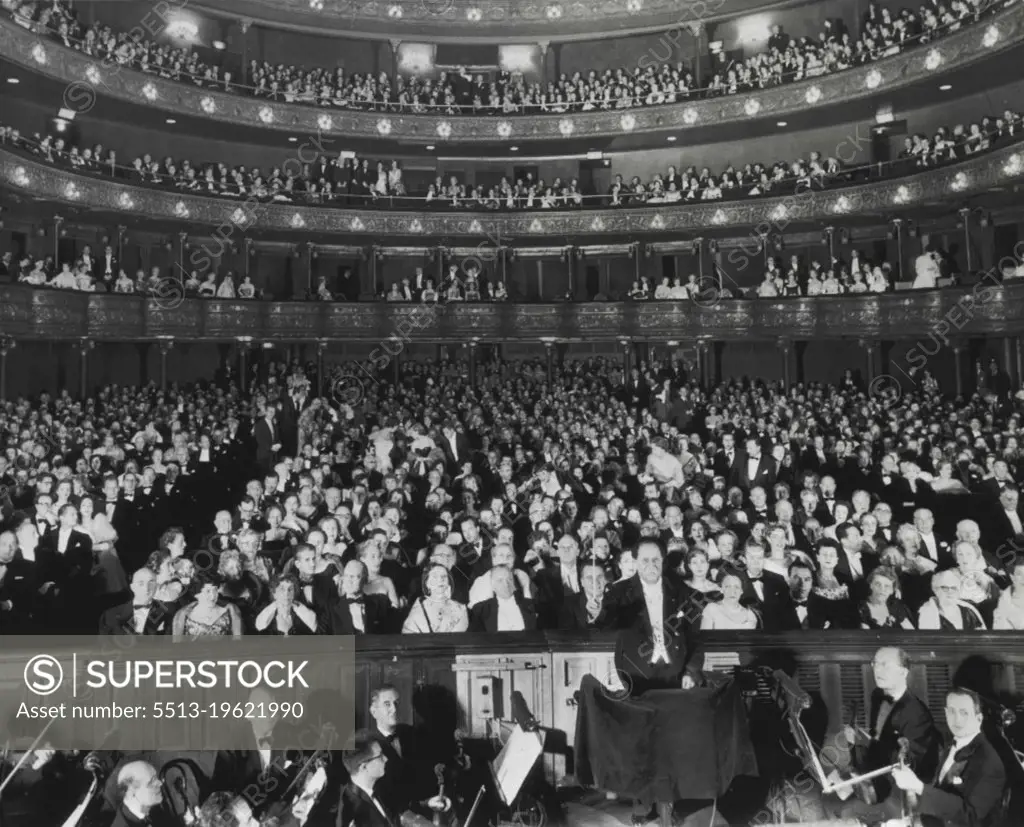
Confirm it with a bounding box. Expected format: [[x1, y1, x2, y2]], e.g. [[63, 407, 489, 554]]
[[0, 282, 1016, 342], [4, 144, 1022, 236], [1, 6, 1021, 142]]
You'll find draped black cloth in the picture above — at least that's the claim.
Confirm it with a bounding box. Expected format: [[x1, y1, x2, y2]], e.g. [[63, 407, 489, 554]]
[[574, 674, 758, 803]]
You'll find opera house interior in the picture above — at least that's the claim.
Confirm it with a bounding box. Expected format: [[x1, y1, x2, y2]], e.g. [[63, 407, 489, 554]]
[[3, 0, 1024, 824]]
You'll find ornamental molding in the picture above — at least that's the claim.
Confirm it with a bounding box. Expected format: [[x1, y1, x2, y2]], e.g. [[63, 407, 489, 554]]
[[191, 0, 798, 42], [1, 9, 1021, 142], [3, 144, 1023, 236], [1, 282, 1021, 342]]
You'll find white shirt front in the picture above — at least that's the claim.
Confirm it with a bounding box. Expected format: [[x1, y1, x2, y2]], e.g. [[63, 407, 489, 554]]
[[844, 547, 864, 579], [920, 531, 939, 561], [939, 732, 978, 782], [640, 579, 669, 664], [496, 595, 525, 631], [562, 567, 580, 594], [349, 601, 365, 632], [352, 778, 389, 818], [132, 606, 150, 634], [1006, 509, 1023, 535]]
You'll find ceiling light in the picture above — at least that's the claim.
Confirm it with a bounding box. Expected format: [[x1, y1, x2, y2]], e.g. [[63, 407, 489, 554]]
[[212, 40, 226, 50], [166, 118, 176, 124], [166, 19, 199, 41], [288, 136, 297, 142], [425, 144, 435, 150], [509, 146, 519, 151], [939, 84, 952, 91], [667, 136, 677, 142], [6, 78, 19, 84], [776, 120, 787, 127]]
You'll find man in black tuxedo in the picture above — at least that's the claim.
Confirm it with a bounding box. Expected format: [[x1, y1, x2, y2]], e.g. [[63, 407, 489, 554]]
[[99, 568, 171, 635], [0, 529, 37, 633], [892, 688, 1006, 827], [109, 760, 175, 827], [337, 733, 399, 827], [597, 538, 702, 697], [469, 566, 538, 632], [534, 535, 590, 630], [832, 646, 940, 822], [738, 542, 789, 631], [834, 524, 875, 600], [914, 508, 954, 571], [367, 685, 451, 822], [976, 460, 1017, 504], [319, 560, 392, 634], [439, 422, 471, 474], [597, 539, 702, 827], [253, 407, 282, 475], [987, 487, 1024, 554], [95, 244, 118, 284], [731, 437, 777, 490]]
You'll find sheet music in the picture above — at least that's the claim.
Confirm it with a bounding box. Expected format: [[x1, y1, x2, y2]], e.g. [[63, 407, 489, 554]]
[[491, 724, 543, 806]]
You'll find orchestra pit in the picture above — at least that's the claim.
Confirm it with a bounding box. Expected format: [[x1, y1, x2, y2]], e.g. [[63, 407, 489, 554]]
[[2, 0, 1024, 824]]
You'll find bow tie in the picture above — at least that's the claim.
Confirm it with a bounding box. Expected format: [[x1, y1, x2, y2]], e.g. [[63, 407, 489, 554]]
[[880, 693, 897, 704], [106, 499, 117, 505], [749, 575, 762, 582], [824, 496, 835, 501], [132, 604, 151, 611], [349, 595, 365, 604]]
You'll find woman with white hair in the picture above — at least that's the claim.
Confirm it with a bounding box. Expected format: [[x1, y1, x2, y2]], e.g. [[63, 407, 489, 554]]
[[953, 540, 1000, 624], [917, 569, 986, 630]]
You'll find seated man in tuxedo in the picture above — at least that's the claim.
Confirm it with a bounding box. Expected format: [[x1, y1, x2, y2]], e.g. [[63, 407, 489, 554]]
[[829, 646, 940, 823], [110, 760, 174, 827], [468, 565, 537, 632], [338, 732, 422, 827], [892, 688, 1007, 827], [99, 568, 171, 635], [319, 560, 392, 634]]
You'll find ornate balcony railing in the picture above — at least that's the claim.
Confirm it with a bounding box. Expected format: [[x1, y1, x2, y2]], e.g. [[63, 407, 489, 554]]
[[4, 145, 1023, 237], [0, 282, 1016, 343], [2, 7, 1021, 143]]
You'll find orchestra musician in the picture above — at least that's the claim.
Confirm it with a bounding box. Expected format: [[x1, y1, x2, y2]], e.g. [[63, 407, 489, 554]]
[[829, 646, 940, 823], [891, 688, 1008, 827], [109, 760, 175, 827], [368, 685, 452, 823], [337, 732, 397, 827]]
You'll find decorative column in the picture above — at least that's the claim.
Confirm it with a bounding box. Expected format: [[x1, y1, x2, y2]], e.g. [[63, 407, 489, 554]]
[[0, 337, 14, 401], [175, 232, 188, 282], [158, 338, 174, 391], [777, 338, 791, 391], [888, 219, 904, 283], [543, 339, 555, 384], [1017, 337, 1024, 392], [137, 342, 151, 386], [237, 337, 253, 390], [957, 208, 973, 273], [468, 339, 478, 386], [392, 345, 400, 385], [239, 18, 252, 86], [794, 341, 807, 385], [388, 39, 401, 78], [316, 340, 327, 398], [620, 338, 633, 390], [539, 40, 551, 81], [859, 338, 878, 385], [116, 225, 127, 274], [53, 214, 64, 264], [1004, 337, 1016, 388], [952, 341, 965, 397], [688, 22, 707, 92], [78, 339, 95, 399], [304, 242, 315, 297]]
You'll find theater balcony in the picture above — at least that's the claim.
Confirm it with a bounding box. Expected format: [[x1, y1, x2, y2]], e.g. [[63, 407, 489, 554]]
[[2, 3, 1024, 147], [3, 142, 1024, 237]]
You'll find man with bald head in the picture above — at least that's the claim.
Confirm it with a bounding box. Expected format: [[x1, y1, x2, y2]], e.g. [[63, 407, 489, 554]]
[[468, 566, 537, 632], [110, 760, 169, 827], [320, 560, 392, 634]]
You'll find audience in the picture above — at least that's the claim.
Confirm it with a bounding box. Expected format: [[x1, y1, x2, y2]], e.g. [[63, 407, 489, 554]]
[[9, 0, 1002, 115], [1, 347, 1022, 641]]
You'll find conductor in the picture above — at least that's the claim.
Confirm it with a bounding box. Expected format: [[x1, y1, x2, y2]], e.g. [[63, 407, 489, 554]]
[[597, 538, 703, 697]]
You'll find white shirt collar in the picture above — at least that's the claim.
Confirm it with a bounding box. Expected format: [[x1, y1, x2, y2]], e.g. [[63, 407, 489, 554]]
[[952, 731, 979, 751]]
